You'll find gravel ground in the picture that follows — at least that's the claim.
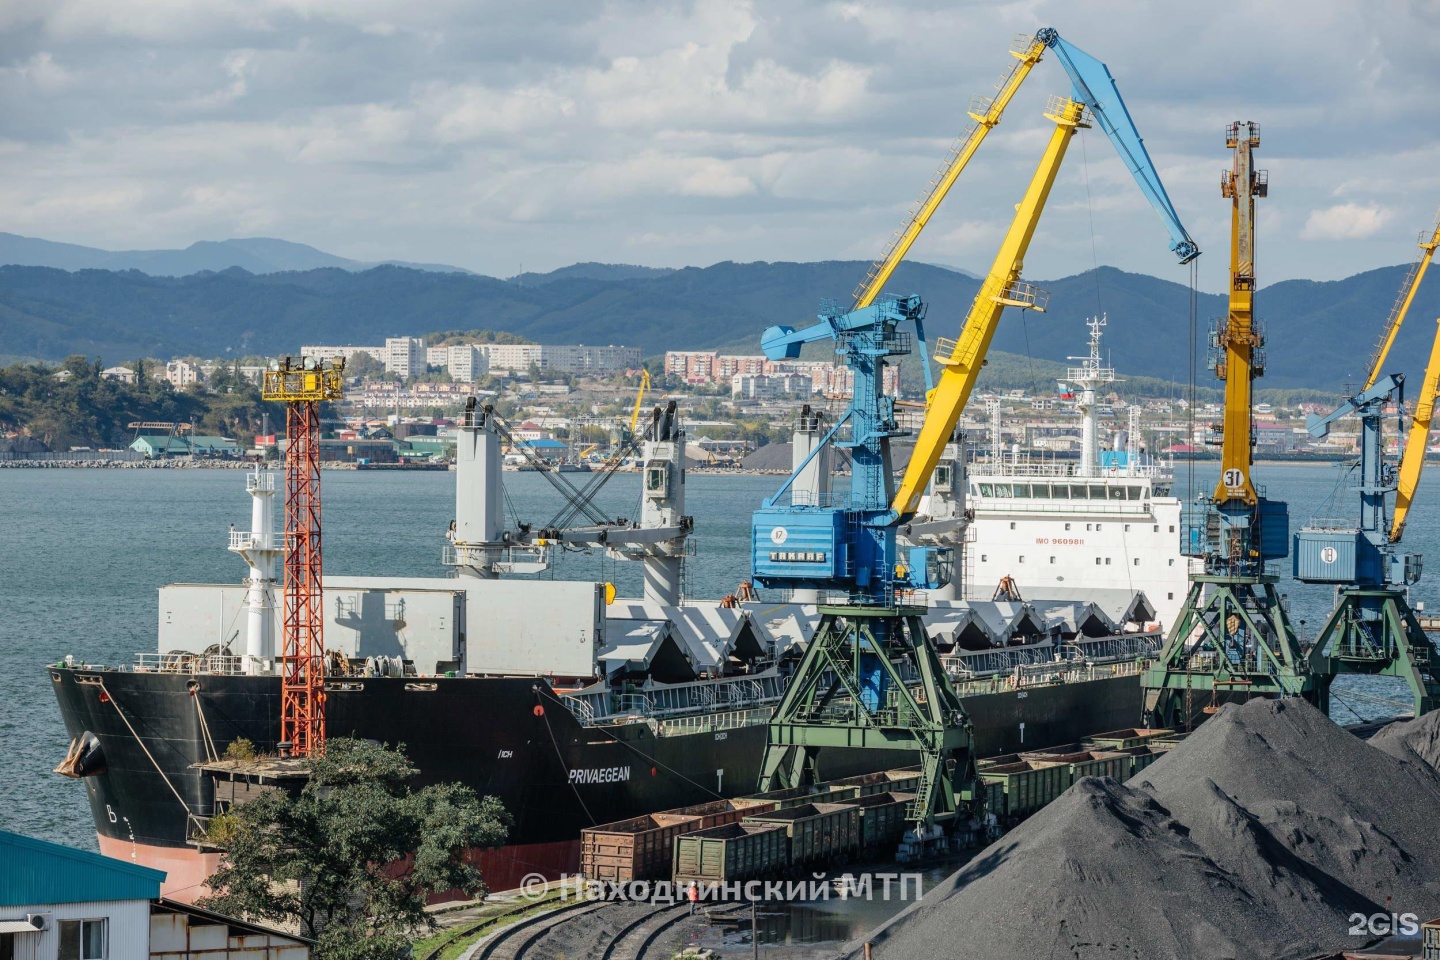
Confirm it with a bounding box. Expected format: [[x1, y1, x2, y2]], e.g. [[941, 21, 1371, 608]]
[[840, 698, 1440, 960], [525, 900, 659, 960]]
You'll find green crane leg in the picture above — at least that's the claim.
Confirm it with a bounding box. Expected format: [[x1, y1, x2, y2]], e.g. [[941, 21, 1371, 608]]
[[757, 606, 978, 838]]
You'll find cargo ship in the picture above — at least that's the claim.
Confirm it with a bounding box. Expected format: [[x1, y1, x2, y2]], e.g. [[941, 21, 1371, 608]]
[[49, 394, 1168, 902], [962, 318, 1193, 627]]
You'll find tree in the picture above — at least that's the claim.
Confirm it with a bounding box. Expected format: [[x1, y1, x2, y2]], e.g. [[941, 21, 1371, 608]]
[[346, 351, 384, 381], [200, 739, 511, 960]]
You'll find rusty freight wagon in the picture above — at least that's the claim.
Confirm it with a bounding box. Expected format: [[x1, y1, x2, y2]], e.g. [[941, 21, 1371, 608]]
[[672, 822, 789, 886], [581, 798, 777, 882]]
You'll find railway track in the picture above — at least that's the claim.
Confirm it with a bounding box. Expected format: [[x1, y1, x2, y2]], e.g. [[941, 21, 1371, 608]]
[[469, 898, 692, 960]]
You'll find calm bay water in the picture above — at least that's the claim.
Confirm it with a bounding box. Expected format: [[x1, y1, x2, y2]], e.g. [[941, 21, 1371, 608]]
[[2, 462, 1435, 849]]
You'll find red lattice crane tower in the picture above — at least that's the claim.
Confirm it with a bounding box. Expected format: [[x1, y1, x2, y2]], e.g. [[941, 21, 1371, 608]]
[[262, 357, 345, 757]]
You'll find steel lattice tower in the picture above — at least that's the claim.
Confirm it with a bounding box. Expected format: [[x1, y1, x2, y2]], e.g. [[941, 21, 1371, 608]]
[[263, 357, 345, 757]]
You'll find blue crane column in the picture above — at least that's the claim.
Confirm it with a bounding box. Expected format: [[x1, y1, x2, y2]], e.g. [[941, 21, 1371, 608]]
[[1296, 377, 1440, 715], [751, 295, 977, 853]]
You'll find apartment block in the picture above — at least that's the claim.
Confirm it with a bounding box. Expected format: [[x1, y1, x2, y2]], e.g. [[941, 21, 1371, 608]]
[[482, 344, 641, 374]]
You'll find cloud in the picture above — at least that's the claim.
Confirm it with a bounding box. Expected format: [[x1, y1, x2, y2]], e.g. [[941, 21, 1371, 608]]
[[0, 0, 1437, 287], [1300, 203, 1395, 241]]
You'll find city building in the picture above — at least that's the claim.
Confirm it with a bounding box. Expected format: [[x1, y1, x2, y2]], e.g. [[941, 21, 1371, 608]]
[[664, 351, 717, 384], [130, 434, 242, 458], [100, 366, 136, 384], [0, 828, 313, 960], [514, 437, 568, 462], [483, 344, 641, 374], [383, 337, 426, 378], [165, 360, 199, 389], [731, 372, 814, 401], [714, 355, 767, 381], [442, 345, 488, 383], [300, 345, 383, 366]]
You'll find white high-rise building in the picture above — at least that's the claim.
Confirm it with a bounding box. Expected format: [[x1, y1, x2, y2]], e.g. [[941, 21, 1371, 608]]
[[481, 344, 641, 374], [445, 345, 488, 383], [384, 337, 426, 378]]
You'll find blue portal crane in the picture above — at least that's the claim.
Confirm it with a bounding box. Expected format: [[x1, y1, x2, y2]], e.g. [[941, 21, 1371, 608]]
[[751, 30, 1200, 851], [1293, 209, 1440, 718]]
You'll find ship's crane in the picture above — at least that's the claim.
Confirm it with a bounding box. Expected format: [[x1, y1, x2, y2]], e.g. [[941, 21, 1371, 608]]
[[261, 357, 346, 757], [1292, 208, 1440, 717], [753, 40, 1197, 854], [851, 28, 1198, 313], [1141, 124, 1317, 730]]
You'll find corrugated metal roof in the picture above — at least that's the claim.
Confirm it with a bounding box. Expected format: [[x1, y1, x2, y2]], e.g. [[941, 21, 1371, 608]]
[[0, 830, 165, 906]]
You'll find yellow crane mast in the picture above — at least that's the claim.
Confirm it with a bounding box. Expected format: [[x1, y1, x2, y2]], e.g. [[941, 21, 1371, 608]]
[[890, 96, 1087, 518], [1214, 122, 1268, 508], [852, 33, 1048, 310], [1366, 208, 1440, 390]]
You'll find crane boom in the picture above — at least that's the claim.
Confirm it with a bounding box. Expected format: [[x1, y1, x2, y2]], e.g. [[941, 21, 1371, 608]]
[[1046, 38, 1199, 264], [1366, 209, 1440, 389], [852, 33, 1048, 309], [890, 97, 1086, 519], [852, 29, 1198, 312], [1391, 316, 1440, 542]]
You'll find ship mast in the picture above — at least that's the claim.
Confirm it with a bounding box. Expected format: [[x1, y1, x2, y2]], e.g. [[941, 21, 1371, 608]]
[[1065, 316, 1116, 477], [229, 466, 281, 672]]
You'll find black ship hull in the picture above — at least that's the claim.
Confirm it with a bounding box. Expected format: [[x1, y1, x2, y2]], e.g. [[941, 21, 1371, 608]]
[[50, 667, 1142, 899]]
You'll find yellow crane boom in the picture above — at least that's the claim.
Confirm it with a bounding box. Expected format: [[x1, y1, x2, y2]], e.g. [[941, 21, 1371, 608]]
[[851, 33, 1048, 310], [628, 368, 651, 436], [890, 96, 1088, 518], [1366, 208, 1440, 389], [1392, 317, 1440, 542]]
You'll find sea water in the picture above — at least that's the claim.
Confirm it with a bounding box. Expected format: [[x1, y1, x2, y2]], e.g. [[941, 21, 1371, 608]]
[[1, 463, 1433, 848]]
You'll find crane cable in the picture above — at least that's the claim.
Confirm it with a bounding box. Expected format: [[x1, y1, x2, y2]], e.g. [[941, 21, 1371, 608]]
[[1188, 257, 1199, 504]]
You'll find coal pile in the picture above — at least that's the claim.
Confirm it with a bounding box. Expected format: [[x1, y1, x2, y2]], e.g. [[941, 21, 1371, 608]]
[[1370, 708, 1440, 769], [845, 699, 1440, 960]]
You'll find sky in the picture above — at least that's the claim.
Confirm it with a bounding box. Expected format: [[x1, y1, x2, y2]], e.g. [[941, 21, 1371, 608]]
[[1, 0, 1438, 290]]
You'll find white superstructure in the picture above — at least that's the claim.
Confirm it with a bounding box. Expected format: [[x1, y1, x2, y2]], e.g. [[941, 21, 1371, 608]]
[[964, 319, 1191, 629]]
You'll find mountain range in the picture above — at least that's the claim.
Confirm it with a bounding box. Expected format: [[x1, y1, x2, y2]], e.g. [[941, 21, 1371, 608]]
[[0, 233, 471, 277], [0, 234, 1436, 392]]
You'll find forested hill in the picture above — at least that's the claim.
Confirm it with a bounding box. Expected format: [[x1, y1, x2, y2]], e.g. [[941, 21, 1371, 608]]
[[1, 259, 1435, 391]]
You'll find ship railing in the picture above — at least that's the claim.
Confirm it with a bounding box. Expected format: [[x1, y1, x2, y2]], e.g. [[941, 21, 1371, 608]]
[[228, 530, 280, 551], [941, 642, 1065, 679], [562, 695, 597, 725], [614, 694, 654, 717], [1011, 659, 1088, 687], [968, 461, 1174, 481], [1071, 633, 1164, 663], [134, 653, 247, 675], [1302, 517, 1358, 533], [651, 706, 774, 738], [565, 673, 786, 725]]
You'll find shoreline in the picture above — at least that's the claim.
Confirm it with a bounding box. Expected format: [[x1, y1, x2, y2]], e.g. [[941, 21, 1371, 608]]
[[0, 458, 1366, 473]]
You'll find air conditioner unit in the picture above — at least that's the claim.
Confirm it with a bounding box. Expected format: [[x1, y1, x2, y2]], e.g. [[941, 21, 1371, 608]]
[[25, 913, 49, 931]]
